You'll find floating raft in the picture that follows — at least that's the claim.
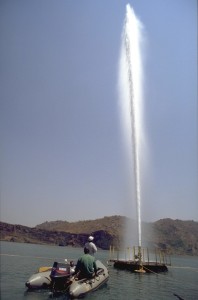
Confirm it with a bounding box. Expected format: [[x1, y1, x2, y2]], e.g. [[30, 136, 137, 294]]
[[110, 259, 168, 273], [109, 246, 170, 273]]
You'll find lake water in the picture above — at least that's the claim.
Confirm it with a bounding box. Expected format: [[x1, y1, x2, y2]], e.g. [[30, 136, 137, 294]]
[[0, 241, 198, 300]]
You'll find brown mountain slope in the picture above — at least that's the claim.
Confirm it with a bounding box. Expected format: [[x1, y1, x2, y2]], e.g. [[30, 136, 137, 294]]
[[1, 216, 198, 255], [35, 215, 125, 235], [154, 218, 198, 255]]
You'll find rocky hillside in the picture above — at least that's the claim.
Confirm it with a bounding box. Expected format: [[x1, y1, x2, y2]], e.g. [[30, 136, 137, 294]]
[[35, 215, 125, 235], [1, 216, 198, 255], [154, 218, 198, 255]]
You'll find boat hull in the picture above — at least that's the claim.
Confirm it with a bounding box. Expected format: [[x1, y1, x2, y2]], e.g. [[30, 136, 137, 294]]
[[25, 267, 52, 289]]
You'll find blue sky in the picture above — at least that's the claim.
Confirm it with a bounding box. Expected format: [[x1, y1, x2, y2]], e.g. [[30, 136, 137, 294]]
[[0, 0, 197, 227]]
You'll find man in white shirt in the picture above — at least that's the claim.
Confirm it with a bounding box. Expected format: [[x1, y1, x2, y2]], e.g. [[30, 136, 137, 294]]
[[84, 236, 97, 256]]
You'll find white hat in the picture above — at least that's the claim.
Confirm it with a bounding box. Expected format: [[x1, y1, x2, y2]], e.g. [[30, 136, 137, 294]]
[[88, 236, 94, 241]]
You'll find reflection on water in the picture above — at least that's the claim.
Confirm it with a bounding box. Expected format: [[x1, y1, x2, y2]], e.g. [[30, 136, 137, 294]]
[[1, 241, 198, 300]]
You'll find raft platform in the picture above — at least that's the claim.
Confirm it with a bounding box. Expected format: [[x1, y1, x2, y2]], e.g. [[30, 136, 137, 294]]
[[108, 246, 171, 273]]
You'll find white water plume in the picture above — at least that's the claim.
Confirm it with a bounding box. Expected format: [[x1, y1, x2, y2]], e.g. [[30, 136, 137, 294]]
[[118, 4, 146, 247]]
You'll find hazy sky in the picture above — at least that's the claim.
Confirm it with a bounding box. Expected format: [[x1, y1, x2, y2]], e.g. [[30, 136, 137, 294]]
[[0, 0, 197, 227]]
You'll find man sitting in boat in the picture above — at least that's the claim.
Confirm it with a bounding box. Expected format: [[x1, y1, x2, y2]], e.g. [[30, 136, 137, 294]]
[[73, 247, 98, 280], [84, 236, 97, 256]]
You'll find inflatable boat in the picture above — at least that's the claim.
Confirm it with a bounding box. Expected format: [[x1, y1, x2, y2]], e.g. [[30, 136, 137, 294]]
[[25, 266, 52, 289], [69, 260, 109, 298], [26, 259, 109, 298]]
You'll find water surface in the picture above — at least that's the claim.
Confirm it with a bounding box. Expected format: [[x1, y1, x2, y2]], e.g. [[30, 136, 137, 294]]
[[1, 241, 198, 299]]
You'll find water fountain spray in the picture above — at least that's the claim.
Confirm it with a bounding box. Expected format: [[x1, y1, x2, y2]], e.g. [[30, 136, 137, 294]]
[[119, 4, 144, 249], [110, 4, 170, 273]]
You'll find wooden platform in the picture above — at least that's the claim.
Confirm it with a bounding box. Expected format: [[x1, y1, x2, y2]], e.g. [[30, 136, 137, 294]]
[[111, 259, 168, 273]]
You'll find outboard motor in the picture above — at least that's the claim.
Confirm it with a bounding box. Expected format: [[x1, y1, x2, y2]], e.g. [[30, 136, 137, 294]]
[[50, 261, 72, 292]]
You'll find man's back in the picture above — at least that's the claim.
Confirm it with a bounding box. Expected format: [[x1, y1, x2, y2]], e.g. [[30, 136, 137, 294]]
[[84, 241, 97, 255], [76, 254, 97, 278]]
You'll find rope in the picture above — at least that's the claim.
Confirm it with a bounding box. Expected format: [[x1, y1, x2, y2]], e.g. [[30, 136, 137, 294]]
[[173, 293, 185, 300], [141, 265, 159, 274]]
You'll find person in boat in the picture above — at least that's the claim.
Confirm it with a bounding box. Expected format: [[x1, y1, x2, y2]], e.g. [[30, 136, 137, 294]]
[[73, 247, 98, 280], [84, 236, 97, 256]]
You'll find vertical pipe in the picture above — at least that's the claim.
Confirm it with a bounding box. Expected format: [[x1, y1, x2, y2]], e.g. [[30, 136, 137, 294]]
[[155, 248, 157, 264], [133, 246, 135, 261], [142, 248, 144, 263], [147, 247, 149, 265], [109, 245, 112, 260]]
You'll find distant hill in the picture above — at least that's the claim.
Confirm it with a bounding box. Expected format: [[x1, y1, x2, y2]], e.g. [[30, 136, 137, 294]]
[[154, 218, 198, 255], [35, 215, 125, 235], [1, 216, 198, 255]]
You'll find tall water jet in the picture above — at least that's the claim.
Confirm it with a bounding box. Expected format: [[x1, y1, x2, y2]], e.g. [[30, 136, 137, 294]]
[[118, 4, 145, 248], [110, 5, 170, 273]]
